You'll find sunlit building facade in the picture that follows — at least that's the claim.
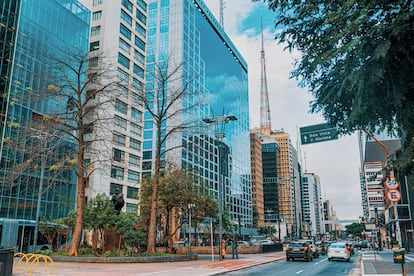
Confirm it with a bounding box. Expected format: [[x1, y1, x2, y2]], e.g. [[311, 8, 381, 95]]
[[0, 0, 89, 247], [143, 0, 252, 226]]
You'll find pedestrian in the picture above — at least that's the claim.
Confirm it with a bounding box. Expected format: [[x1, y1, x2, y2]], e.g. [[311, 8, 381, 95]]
[[221, 240, 226, 259], [231, 237, 239, 259]]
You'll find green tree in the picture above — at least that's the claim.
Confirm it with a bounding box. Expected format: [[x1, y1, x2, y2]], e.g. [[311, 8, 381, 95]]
[[345, 223, 366, 238], [114, 212, 146, 255], [141, 167, 217, 253], [256, 0, 414, 172], [84, 194, 118, 253]]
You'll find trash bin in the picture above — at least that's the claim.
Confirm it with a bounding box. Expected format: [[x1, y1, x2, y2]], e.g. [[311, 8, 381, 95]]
[[393, 248, 405, 264], [0, 247, 14, 276]]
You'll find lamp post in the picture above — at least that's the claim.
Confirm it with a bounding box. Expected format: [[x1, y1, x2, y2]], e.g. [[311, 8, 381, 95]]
[[203, 115, 237, 261], [188, 203, 195, 256]]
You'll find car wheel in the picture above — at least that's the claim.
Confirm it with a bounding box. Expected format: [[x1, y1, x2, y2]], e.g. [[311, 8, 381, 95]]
[[328, 258, 332, 262], [347, 258, 350, 262], [286, 257, 290, 261]]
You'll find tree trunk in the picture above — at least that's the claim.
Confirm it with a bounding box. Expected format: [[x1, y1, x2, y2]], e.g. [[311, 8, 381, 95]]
[[92, 229, 98, 253], [69, 145, 85, 256]]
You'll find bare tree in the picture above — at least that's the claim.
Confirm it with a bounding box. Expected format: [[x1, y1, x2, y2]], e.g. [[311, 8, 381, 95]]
[[141, 54, 203, 253], [24, 48, 127, 256]]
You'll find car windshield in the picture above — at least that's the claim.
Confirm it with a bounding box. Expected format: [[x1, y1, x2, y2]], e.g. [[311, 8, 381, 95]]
[[289, 243, 305, 247], [330, 244, 346, 249]]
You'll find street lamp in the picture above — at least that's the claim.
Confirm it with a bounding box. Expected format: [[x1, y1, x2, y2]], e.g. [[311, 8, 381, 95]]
[[188, 203, 195, 256], [202, 115, 237, 261]]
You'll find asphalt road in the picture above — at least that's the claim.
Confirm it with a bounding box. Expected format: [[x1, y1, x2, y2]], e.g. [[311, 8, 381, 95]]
[[223, 254, 361, 276]]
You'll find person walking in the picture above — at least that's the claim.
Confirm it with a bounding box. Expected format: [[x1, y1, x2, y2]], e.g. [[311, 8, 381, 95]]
[[221, 240, 227, 259], [231, 237, 239, 259]]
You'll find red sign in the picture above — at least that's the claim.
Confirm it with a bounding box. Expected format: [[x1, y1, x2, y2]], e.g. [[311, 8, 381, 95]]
[[385, 176, 400, 190], [386, 189, 401, 202]]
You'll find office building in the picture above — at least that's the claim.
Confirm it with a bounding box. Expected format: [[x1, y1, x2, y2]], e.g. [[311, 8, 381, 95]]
[[0, 0, 89, 248], [143, 0, 252, 228], [302, 172, 324, 238], [79, 0, 147, 212]]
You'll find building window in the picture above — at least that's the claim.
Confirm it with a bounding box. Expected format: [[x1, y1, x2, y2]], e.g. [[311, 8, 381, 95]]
[[133, 50, 144, 65], [132, 78, 143, 91], [129, 154, 140, 167], [113, 148, 125, 162], [119, 38, 130, 52], [130, 138, 141, 151], [135, 23, 146, 38], [110, 183, 123, 195], [113, 132, 126, 146], [126, 203, 137, 213], [128, 170, 140, 183], [136, 0, 147, 10], [136, 10, 146, 25], [118, 53, 130, 69], [120, 23, 131, 40], [130, 122, 142, 136], [93, 0, 103, 6], [134, 36, 145, 51], [131, 107, 142, 122], [114, 115, 127, 130], [90, 41, 100, 51], [115, 99, 127, 114], [111, 166, 124, 180], [92, 11, 102, 21], [122, 0, 133, 12], [117, 68, 129, 81], [127, 186, 139, 199], [133, 64, 144, 78], [121, 9, 132, 26], [89, 56, 98, 67], [91, 25, 101, 36]]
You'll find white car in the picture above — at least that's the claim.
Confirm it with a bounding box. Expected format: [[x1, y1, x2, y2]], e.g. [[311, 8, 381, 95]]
[[237, 240, 250, 246], [327, 242, 350, 262], [27, 243, 51, 253], [253, 239, 274, 246]]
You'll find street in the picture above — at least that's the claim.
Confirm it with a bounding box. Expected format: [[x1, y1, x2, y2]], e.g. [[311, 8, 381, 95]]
[[223, 255, 361, 276]]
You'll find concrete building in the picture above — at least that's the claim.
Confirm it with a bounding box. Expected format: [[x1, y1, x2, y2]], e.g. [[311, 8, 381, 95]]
[[142, 0, 252, 229], [250, 131, 264, 227], [79, 0, 147, 212], [0, 0, 89, 248], [302, 173, 325, 238]]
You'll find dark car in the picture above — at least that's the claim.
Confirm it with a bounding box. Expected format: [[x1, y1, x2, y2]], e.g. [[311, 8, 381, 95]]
[[286, 241, 313, 262], [357, 240, 369, 250]]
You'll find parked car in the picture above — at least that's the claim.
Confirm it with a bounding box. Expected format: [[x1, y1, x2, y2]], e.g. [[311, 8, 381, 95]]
[[299, 239, 319, 258], [253, 239, 274, 246], [237, 240, 250, 246], [27, 243, 51, 253], [286, 241, 313, 262], [327, 242, 350, 262]]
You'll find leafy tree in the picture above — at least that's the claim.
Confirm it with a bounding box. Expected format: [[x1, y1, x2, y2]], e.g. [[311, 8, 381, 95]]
[[141, 167, 217, 253], [345, 223, 366, 238], [256, 0, 414, 172], [114, 212, 146, 255], [84, 194, 118, 253], [141, 55, 201, 253]]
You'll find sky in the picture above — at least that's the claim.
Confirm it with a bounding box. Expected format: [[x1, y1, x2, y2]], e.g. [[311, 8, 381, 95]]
[[203, 0, 362, 220]]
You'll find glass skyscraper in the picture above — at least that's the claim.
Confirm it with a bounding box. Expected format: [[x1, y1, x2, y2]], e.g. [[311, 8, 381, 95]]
[[0, 0, 89, 247], [144, 0, 252, 227]]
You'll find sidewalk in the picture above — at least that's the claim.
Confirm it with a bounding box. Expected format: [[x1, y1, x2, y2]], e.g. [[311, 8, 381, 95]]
[[362, 248, 414, 276], [12, 252, 286, 276]]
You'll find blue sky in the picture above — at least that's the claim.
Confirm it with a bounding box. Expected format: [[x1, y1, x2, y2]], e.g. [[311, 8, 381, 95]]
[[204, 0, 362, 220]]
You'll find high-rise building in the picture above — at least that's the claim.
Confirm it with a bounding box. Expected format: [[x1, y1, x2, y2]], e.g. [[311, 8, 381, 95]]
[[302, 173, 325, 238], [250, 132, 264, 226], [270, 129, 302, 239], [143, 0, 252, 228], [79, 0, 147, 212], [0, 0, 90, 248]]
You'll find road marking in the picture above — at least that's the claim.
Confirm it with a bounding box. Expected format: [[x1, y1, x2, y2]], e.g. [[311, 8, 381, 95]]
[[296, 269, 304, 274], [314, 258, 328, 265]]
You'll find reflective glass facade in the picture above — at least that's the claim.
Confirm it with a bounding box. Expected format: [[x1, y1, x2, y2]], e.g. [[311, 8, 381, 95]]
[[0, 0, 89, 223], [145, 0, 252, 224]]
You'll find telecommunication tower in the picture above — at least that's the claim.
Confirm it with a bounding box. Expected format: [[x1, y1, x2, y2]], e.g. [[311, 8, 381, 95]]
[[259, 19, 271, 133]]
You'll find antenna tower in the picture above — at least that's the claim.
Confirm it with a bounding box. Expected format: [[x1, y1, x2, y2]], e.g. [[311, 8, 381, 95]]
[[259, 18, 271, 132], [219, 0, 225, 27]]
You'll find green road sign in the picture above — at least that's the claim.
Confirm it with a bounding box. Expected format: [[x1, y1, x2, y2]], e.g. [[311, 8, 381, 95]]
[[300, 123, 338, 145]]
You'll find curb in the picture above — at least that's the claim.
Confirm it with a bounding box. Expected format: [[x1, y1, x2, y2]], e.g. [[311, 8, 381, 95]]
[[212, 256, 285, 275]]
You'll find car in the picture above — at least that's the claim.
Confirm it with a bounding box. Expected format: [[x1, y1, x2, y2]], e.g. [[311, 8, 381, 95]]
[[299, 239, 319, 258], [327, 242, 350, 262], [286, 241, 313, 262], [253, 239, 274, 246], [237, 240, 250, 246], [27, 243, 51, 253], [357, 240, 369, 249], [315, 241, 327, 255]]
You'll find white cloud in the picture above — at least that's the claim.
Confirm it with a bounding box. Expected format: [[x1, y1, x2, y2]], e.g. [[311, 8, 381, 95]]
[[203, 0, 362, 220]]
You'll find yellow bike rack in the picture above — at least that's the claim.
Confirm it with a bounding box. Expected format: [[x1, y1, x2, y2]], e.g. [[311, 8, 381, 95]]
[[14, 252, 55, 275]]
